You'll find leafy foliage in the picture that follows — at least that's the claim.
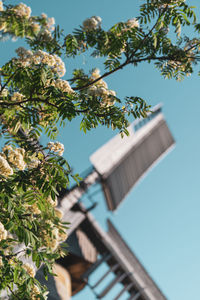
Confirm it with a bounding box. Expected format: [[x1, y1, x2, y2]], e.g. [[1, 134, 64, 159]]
[[0, 0, 200, 298]]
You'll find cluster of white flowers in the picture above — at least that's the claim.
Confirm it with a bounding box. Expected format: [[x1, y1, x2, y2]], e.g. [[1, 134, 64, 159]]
[[31, 285, 40, 300], [23, 263, 36, 277], [53, 79, 74, 94], [0, 146, 27, 176], [0, 1, 55, 41], [0, 222, 7, 241], [88, 69, 116, 107], [88, 85, 116, 106], [0, 21, 6, 31], [47, 195, 58, 207], [30, 22, 41, 34], [59, 230, 68, 242], [47, 17, 55, 31], [32, 14, 55, 42], [28, 158, 40, 169], [15, 47, 66, 77], [0, 232, 15, 258], [0, 1, 5, 31], [47, 142, 64, 156], [150, 0, 185, 9], [43, 222, 67, 251], [41, 13, 55, 31], [41, 13, 47, 19], [37, 28, 52, 42], [0, 155, 13, 177], [0, 256, 3, 267], [6, 147, 26, 170], [11, 92, 24, 102], [90, 68, 108, 88], [126, 18, 140, 29], [25, 202, 41, 215], [0, 1, 3, 12], [12, 3, 31, 18], [155, 0, 185, 3], [0, 89, 8, 97], [162, 57, 192, 79], [83, 16, 102, 31], [54, 208, 63, 219], [43, 224, 59, 251]]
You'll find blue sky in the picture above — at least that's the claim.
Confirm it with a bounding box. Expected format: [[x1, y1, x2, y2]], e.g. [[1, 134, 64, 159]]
[[2, 1, 200, 299]]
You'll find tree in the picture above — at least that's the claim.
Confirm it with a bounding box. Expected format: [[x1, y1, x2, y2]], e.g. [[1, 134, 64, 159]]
[[0, 0, 199, 298]]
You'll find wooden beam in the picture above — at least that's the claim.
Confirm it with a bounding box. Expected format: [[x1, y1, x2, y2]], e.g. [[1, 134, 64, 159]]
[[97, 272, 128, 299], [113, 283, 134, 300], [82, 253, 111, 280], [92, 262, 119, 289], [127, 291, 141, 300]]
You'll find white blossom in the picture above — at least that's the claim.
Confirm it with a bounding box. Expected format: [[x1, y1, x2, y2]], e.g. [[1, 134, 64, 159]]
[[0, 155, 13, 177], [0, 257, 3, 267], [28, 159, 40, 169], [25, 202, 41, 215], [109, 90, 116, 97], [87, 85, 98, 96], [37, 29, 52, 42], [47, 142, 64, 156], [0, 1, 3, 11], [0, 89, 8, 97], [0, 22, 6, 31], [101, 90, 116, 107], [11, 92, 24, 102], [126, 18, 140, 29], [15, 48, 66, 77], [7, 148, 26, 170], [96, 79, 108, 88], [46, 17, 55, 31], [0, 222, 7, 241], [43, 226, 59, 251], [91, 68, 100, 78], [31, 285, 40, 300], [3, 145, 13, 153], [88, 69, 116, 107], [47, 195, 58, 207], [13, 3, 32, 18], [23, 263, 36, 277], [58, 230, 68, 242], [83, 16, 101, 31], [54, 79, 74, 94], [54, 208, 63, 219], [31, 23, 41, 34]]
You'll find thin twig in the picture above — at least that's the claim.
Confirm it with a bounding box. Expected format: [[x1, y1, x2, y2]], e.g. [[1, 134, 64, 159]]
[[0, 70, 19, 93], [8, 285, 21, 300]]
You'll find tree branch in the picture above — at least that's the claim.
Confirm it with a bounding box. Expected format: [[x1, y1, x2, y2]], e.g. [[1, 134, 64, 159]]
[[73, 59, 129, 91], [129, 6, 168, 61], [0, 70, 19, 93], [73, 7, 168, 92], [73, 52, 192, 92], [8, 285, 21, 300], [0, 98, 59, 109]]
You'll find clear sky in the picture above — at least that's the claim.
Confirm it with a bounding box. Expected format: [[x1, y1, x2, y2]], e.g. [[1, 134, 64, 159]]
[[2, 1, 200, 299]]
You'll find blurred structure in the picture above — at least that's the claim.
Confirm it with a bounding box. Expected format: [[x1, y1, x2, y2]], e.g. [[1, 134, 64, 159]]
[[37, 104, 174, 299], [57, 203, 167, 300], [90, 104, 175, 210]]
